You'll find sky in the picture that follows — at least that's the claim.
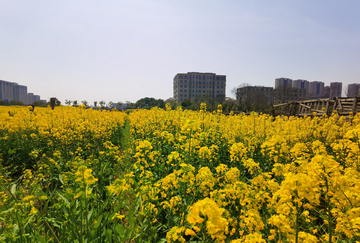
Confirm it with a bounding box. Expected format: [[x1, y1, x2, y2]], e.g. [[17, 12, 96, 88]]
[[1, 0, 360, 104]]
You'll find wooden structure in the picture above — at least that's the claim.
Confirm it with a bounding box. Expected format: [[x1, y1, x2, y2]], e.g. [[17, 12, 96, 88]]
[[272, 97, 360, 117]]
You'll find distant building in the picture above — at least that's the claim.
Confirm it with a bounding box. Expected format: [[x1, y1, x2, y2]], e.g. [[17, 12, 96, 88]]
[[27, 93, 34, 105], [308, 81, 325, 98], [236, 86, 274, 104], [173, 72, 226, 102], [0, 79, 43, 105], [0, 80, 15, 102], [33, 95, 40, 103], [275, 78, 293, 89], [14, 85, 28, 104], [292, 79, 309, 91], [323, 86, 330, 98], [329, 82, 342, 99], [347, 83, 360, 97], [273, 87, 307, 104]]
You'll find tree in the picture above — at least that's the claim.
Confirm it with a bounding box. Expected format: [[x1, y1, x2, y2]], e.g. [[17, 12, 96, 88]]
[[93, 101, 98, 108], [99, 100, 105, 108], [135, 97, 165, 109], [73, 100, 78, 107], [107, 101, 114, 109], [65, 100, 72, 106], [231, 83, 251, 99], [81, 100, 88, 107], [33, 100, 47, 107], [9, 100, 26, 106], [181, 99, 192, 109], [116, 101, 123, 110]]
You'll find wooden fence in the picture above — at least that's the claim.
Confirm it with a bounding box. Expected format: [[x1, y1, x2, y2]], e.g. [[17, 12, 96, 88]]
[[272, 97, 360, 117]]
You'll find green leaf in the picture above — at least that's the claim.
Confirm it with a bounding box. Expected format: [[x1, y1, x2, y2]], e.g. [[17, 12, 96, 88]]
[[35, 235, 48, 243], [0, 208, 14, 215], [94, 215, 103, 229], [12, 224, 19, 235], [57, 191, 70, 207], [115, 224, 124, 235], [59, 174, 64, 185], [24, 214, 35, 229], [87, 208, 93, 221], [106, 229, 112, 242], [10, 183, 16, 195]]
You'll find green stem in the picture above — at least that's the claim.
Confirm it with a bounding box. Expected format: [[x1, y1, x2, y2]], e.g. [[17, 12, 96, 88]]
[[325, 176, 332, 243], [295, 190, 299, 243]]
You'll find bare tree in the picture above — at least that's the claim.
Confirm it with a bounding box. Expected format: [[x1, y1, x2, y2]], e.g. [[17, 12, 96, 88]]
[[99, 100, 105, 108], [81, 100, 88, 107], [231, 83, 251, 99], [65, 99, 72, 106]]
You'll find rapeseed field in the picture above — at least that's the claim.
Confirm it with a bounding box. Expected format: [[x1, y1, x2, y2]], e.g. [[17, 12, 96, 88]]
[[1, 104, 360, 242]]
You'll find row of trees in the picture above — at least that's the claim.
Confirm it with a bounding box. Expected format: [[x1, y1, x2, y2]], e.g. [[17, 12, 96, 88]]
[[0, 100, 60, 107]]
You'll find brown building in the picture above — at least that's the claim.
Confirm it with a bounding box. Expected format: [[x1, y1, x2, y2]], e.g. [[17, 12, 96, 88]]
[[173, 72, 226, 102], [236, 86, 274, 104]]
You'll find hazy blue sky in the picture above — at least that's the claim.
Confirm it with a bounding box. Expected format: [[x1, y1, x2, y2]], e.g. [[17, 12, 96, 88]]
[[1, 0, 359, 104]]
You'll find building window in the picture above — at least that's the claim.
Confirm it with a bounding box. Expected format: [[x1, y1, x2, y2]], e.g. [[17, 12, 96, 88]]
[[184, 85, 187, 88], [180, 80, 183, 83], [180, 85, 183, 88], [180, 90, 183, 92], [217, 86, 219, 89], [185, 80, 187, 83]]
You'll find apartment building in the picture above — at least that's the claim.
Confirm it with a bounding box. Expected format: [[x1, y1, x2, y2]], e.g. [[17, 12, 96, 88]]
[[173, 72, 226, 102], [347, 83, 360, 97], [275, 78, 293, 89], [329, 82, 343, 99], [308, 81, 325, 98], [292, 79, 309, 91], [0, 79, 43, 104]]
